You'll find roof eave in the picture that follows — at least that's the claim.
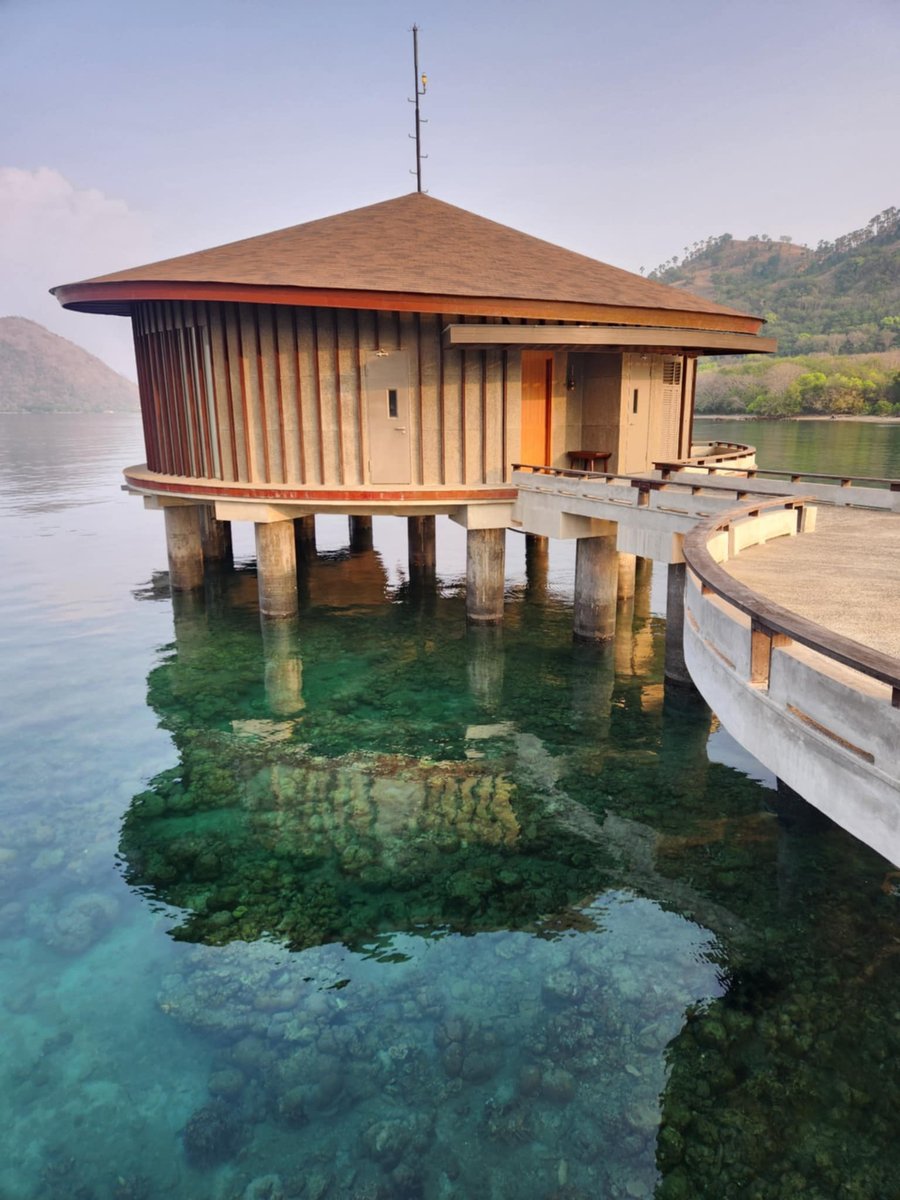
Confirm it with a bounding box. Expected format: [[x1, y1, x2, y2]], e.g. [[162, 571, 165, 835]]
[[52, 279, 764, 336]]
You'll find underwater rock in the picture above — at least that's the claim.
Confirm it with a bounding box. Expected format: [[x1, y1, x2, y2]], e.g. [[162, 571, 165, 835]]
[[361, 1119, 414, 1168], [541, 1067, 576, 1104], [656, 1125, 684, 1170], [517, 1064, 542, 1097], [275, 1084, 308, 1128], [542, 968, 581, 1006], [208, 1067, 245, 1099], [42, 890, 119, 954], [243, 1174, 285, 1200], [361, 1113, 432, 1170], [182, 1100, 243, 1167]]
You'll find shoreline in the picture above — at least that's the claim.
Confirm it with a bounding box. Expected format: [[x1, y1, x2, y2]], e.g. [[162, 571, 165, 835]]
[[696, 414, 900, 424]]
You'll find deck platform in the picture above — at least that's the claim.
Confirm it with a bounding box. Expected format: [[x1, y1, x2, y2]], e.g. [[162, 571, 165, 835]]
[[724, 507, 900, 660]]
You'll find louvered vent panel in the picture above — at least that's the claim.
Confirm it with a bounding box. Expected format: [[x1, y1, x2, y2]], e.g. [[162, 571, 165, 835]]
[[660, 358, 682, 459], [663, 359, 683, 387]]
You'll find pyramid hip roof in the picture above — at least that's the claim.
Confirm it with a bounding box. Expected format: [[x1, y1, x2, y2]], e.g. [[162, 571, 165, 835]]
[[53, 192, 761, 333]]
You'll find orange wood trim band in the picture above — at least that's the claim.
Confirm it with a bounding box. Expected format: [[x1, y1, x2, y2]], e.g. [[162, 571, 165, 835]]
[[55, 280, 763, 335], [123, 467, 516, 505]]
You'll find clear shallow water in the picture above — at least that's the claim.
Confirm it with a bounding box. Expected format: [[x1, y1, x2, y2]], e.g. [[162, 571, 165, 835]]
[[2, 415, 900, 1200]]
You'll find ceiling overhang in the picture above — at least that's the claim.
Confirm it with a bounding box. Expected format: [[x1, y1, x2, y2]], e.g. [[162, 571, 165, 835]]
[[443, 323, 777, 356]]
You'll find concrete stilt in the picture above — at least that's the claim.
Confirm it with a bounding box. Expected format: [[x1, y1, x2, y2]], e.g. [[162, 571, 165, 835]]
[[614, 591, 636, 675], [634, 556, 653, 619], [348, 515, 374, 553], [199, 506, 233, 567], [164, 505, 204, 592], [466, 528, 506, 623], [573, 534, 618, 642], [616, 552, 637, 601], [261, 618, 304, 715], [467, 625, 504, 710], [664, 562, 693, 686], [408, 515, 437, 583], [256, 520, 299, 619], [525, 533, 549, 596], [293, 515, 317, 560]]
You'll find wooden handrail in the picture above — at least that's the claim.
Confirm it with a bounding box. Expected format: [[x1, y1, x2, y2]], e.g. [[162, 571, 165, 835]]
[[656, 462, 900, 491], [682, 495, 900, 705]]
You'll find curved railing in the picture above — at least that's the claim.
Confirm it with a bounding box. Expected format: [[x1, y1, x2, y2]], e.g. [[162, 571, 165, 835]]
[[655, 441, 757, 471], [681, 494, 900, 863], [682, 496, 900, 707]]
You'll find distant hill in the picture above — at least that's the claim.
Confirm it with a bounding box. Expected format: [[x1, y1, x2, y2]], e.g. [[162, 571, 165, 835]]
[[0, 316, 138, 413], [649, 208, 900, 357]]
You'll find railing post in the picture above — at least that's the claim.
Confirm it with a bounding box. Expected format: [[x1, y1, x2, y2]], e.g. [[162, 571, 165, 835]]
[[750, 620, 791, 689]]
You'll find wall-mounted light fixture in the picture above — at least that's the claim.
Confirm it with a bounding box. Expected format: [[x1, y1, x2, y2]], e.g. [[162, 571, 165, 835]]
[[566, 358, 577, 391]]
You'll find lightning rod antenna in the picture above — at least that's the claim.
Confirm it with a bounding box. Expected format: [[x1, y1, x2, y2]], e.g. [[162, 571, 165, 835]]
[[409, 25, 428, 192]]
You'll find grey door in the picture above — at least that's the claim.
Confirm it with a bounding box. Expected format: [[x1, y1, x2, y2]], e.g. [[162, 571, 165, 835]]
[[365, 351, 412, 484]]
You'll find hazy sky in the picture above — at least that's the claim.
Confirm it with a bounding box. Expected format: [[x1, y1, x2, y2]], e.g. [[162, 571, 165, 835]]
[[2, 0, 898, 377]]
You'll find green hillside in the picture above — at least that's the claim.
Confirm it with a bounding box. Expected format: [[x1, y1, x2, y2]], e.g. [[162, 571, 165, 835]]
[[0, 316, 138, 413], [650, 207, 900, 358]]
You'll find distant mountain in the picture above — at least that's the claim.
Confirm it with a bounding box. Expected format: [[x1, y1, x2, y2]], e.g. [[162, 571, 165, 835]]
[[649, 208, 900, 356], [0, 316, 138, 413]]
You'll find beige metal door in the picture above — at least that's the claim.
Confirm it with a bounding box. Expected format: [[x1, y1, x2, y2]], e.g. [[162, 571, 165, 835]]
[[365, 351, 411, 484], [621, 356, 652, 473]]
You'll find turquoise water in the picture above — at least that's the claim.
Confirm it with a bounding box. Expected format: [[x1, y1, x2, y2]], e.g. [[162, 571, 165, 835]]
[[2, 414, 900, 1200]]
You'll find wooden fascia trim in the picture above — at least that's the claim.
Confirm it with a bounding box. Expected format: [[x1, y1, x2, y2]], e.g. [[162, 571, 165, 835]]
[[53, 280, 763, 335]]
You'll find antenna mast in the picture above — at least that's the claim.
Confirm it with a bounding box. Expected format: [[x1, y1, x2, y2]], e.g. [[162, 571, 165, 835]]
[[409, 25, 427, 192]]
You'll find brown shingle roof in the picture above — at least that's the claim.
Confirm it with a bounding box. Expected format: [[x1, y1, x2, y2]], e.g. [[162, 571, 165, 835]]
[[56, 193, 754, 323]]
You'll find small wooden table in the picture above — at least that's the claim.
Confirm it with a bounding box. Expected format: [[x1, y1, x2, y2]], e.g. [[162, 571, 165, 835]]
[[567, 449, 612, 473]]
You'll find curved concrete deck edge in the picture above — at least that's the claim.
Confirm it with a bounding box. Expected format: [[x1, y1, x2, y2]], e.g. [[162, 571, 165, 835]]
[[682, 500, 900, 866]]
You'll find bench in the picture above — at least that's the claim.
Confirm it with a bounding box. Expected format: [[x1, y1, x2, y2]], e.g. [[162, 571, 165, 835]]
[[566, 449, 612, 473]]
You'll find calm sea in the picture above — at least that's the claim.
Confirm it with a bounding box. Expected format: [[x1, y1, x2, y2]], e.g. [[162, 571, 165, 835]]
[[1, 413, 899, 1200]]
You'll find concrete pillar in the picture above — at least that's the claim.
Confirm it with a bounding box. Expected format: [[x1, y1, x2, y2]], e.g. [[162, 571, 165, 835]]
[[466, 528, 506, 623], [262, 619, 304, 715], [616, 552, 637, 601], [664, 562, 693, 686], [614, 591, 636, 675], [573, 534, 618, 642], [348, 515, 374, 553], [525, 534, 549, 597], [293, 515, 317, 560], [256, 520, 299, 619], [199, 506, 233, 568], [634, 556, 653, 620], [408, 515, 437, 582], [164, 505, 204, 592], [171, 589, 207, 664], [467, 625, 504, 711]]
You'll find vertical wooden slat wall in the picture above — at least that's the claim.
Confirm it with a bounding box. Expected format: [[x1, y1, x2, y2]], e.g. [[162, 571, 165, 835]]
[[130, 300, 513, 488]]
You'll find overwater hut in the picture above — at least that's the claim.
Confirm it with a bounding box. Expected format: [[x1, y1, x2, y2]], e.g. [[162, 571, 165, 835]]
[[53, 193, 773, 621]]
